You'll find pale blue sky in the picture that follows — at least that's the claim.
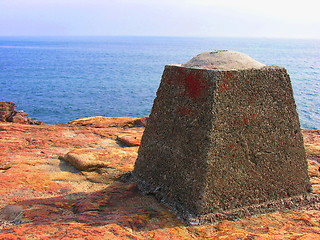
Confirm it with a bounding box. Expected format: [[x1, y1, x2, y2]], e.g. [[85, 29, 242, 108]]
[[1, 0, 319, 38]]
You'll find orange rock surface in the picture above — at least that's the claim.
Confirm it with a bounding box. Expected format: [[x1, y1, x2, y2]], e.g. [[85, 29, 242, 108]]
[[0, 117, 319, 239]]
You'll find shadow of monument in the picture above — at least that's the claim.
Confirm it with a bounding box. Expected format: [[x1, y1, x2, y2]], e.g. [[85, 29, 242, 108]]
[[5, 180, 184, 232]]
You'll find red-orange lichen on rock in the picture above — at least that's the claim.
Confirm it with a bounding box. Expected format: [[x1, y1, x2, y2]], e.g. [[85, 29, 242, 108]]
[[0, 116, 319, 239], [117, 134, 142, 147]]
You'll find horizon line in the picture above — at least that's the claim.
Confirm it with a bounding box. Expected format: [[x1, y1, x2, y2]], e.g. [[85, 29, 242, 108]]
[[0, 35, 319, 41]]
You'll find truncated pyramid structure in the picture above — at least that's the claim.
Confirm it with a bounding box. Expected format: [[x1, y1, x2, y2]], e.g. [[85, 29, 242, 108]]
[[133, 51, 314, 225]]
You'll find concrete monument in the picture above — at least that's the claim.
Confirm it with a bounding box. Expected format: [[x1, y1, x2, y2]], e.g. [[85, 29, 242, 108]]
[[133, 51, 314, 225]]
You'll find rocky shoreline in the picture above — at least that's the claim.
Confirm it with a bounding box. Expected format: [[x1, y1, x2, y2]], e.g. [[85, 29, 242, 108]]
[[0, 102, 43, 125], [0, 105, 319, 239]]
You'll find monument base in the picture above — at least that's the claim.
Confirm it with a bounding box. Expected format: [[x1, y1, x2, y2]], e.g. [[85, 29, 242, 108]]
[[186, 194, 320, 226], [128, 173, 320, 225]]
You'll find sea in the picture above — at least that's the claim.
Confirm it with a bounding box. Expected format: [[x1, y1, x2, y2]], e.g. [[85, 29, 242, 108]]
[[0, 36, 319, 129]]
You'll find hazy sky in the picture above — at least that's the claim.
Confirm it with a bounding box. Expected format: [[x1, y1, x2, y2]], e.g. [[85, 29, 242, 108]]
[[1, 0, 319, 38]]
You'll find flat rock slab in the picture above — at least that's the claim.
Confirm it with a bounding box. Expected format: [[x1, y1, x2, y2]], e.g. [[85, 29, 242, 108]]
[[61, 147, 138, 171], [0, 117, 319, 239]]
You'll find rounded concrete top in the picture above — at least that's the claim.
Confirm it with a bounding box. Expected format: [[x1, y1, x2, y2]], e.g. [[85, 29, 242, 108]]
[[180, 50, 265, 70]]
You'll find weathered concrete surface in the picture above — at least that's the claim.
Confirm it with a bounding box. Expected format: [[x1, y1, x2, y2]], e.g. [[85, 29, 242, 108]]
[[0, 117, 319, 239], [181, 50, 266, 70], [133, 51, 314, 224]]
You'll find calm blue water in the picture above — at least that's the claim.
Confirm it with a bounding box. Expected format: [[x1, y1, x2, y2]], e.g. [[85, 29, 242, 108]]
[[0, 36, 319, 129]]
